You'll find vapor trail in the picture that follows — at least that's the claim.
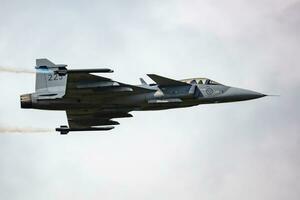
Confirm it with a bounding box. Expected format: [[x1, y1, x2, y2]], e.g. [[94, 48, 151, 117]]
[[0, 66, 34, 74], [0, 127, 52, 133]]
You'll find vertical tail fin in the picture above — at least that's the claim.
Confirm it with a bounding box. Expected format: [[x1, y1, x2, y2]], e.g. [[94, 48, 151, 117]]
[[35, 58, 67, 98], [36, 58, 57, 68]]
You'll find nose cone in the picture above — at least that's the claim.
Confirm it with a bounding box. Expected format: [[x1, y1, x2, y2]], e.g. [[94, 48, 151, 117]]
[[223, 87, 266, 102]]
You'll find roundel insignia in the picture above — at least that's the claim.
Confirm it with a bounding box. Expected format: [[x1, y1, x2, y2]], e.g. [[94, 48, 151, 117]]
[[206, 87, 214, 96]]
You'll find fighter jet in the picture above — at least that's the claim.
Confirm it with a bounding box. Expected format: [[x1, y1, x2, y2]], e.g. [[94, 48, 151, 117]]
[[20, 59, 266, 134]]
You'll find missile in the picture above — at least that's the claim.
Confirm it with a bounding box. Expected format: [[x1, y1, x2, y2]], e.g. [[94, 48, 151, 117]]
[[67, 68, 114, 73], [56, 125, 114, 135], [54, 68, 114, 76]]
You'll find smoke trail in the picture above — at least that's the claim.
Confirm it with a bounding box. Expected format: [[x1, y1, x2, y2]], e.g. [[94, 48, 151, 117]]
[[0, 66, 34, 74], [0, 127, 52, 133]]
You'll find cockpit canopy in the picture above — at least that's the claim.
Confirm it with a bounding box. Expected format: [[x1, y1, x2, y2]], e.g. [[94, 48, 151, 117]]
[[181, 78, 222, 85]]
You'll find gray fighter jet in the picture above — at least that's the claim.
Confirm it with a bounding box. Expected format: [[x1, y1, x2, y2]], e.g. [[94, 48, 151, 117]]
[[20, 59, 266, 134]]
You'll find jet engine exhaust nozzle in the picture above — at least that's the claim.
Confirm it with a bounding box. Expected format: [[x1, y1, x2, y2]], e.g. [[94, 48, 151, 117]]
[[20, 94, 33, 108]]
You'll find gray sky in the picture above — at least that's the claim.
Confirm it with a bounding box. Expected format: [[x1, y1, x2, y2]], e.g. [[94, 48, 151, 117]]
[[0, 0, 299, 199]]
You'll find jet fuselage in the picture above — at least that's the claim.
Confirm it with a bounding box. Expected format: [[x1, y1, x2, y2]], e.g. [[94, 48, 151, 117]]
[[20, 59, 266, 134]]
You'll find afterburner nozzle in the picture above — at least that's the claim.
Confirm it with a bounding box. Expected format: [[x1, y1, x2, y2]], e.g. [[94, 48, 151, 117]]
[[20, 94, 33, 108]]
